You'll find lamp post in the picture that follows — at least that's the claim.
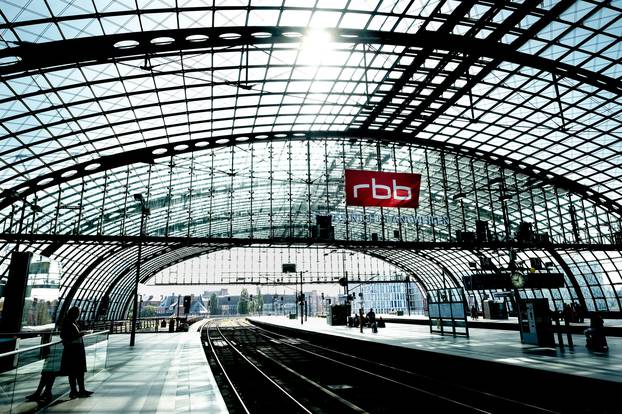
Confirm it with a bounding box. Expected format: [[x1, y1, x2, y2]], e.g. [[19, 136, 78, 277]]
[[299, 270, 304, 325], [130, 194, 150, 347], [405, 275, 411, 316], [497, 187, 526, 341]]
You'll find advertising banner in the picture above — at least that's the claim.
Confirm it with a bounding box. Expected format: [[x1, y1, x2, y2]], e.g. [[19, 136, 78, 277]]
[[345, 169, 421, 208]]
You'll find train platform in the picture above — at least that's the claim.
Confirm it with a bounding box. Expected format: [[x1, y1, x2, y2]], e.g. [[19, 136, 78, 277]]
[[40, 327, 226, 414], [375, 313, 622, 336], [27, 315, 620, 413], [248, 315, 622, 384]]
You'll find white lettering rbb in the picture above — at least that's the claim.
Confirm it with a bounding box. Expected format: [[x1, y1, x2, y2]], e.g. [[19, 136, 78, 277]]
[[353, 178, 412, 201]]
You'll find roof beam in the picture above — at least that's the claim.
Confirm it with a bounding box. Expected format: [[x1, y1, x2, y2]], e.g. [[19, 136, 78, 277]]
[[396, 0, 581, 132], [0, 27, 618, 97], [0, 232, 619, 252], [356, 0, 478, 129]]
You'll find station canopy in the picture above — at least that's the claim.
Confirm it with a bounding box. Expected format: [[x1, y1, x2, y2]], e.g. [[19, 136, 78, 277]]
[[0, 1, 620, 320]]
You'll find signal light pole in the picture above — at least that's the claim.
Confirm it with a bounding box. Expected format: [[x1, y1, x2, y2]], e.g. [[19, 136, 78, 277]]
[[130, 194, 150, 347], [300, 271, 304, 325]]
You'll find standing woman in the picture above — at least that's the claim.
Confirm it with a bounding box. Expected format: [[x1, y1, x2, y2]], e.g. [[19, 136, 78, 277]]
[[60, 306, 93, 398]]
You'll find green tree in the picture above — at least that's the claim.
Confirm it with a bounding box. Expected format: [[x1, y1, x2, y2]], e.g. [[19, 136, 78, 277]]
[[209, 293, 220, 315], [238, 289, 249, 315], [140, 305, 157, 317]]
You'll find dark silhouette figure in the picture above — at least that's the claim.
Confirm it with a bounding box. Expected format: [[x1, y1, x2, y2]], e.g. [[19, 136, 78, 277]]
[[562, 303, 573, 324], [366, 308, 376, 327], [377, 317, 386, 328], [585, 312, 607, 351], [470, 305, 478, 320], [60, 306, 93, 399], [573, 302, 585, 323]]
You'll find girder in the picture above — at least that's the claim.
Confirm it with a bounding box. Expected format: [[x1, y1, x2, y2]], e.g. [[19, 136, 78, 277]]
[[0, 1, 620, 320], [0, 27, 618, 97], [1, 232, 619, 252]]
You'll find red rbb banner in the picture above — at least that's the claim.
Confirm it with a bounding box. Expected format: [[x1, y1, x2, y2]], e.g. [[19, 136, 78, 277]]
[[345, 169, 422, 208]]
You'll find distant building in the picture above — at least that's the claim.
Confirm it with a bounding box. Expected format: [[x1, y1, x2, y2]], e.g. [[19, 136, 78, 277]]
[[349, 282, 424, 315]]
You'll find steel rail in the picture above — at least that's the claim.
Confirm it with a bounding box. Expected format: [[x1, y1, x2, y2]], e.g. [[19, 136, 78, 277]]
[[241, 324, 489, 413], [254, 348, 369, 414], [203, 319, 251, 414], [250, 323, 560, 414], [204, 319, 312, 414]]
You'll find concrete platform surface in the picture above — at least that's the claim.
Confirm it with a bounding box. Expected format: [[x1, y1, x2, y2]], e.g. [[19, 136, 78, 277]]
[[249, 315, 622, 384], [40, 329, 227, 414]]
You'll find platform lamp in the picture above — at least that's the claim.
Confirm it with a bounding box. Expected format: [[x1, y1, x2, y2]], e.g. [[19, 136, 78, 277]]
[[130, 193, 150, 347], [299, 270, 308, 325]]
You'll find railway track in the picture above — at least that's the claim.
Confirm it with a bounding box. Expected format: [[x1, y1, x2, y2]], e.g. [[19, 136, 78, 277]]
[[201, 318, 560, 414]]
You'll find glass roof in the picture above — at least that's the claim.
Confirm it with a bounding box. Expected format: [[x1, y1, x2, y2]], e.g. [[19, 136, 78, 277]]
[[0, 0, 619, 203], [0, 1, 620, 318]]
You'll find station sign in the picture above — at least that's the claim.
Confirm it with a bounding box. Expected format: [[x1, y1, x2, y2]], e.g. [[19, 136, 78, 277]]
[[344, 169, 421, 208]]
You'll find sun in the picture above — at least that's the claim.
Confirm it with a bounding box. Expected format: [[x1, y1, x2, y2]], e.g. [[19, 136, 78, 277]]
[[298, 29, 334, 67]]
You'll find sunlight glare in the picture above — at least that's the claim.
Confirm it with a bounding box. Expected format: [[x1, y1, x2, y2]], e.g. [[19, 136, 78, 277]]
[[299, 29, 334, 67]]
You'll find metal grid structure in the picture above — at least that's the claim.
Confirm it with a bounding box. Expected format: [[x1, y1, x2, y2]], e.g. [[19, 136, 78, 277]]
[[0, 1, 620, 320]]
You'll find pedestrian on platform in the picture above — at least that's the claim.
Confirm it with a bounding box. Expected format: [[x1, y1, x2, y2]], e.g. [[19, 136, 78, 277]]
[[573, 301, 585, 323], [470, 305, 478, 320], [562, 303, 573, 324], [366, 308, 376, 327], [60, 306, 93, 399]]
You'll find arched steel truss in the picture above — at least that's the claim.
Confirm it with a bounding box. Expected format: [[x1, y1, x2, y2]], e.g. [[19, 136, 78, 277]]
[[0, 1, 620, 319], [2, 230, 621, 318], [2, 135, 622, 319], [2, 131, 621, 216], [1, 27, 618, 96]]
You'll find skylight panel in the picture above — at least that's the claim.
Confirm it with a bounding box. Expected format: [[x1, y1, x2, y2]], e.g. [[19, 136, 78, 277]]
[[0, 98, 29, 121], [267, 66, 292, 80], [340, 12, 372, 29], [58, 85, 96, 105], [178, 10, 212, 28], [314, 66, 340, 80], [127, 92, 158, 107], [211, 105, 236, 120], [53, 18, 97, 39], [154, 73, 185, 89], [71, 101, 102, 117], [345, 0, 378, 12], [215, 9, 247, 27], [161, 104, 188, 118], [279, 10, 312, 26], [309, 11, 342, 28], [2, 1, 50, 22], [166, 125, 190, 137], [100, 14, 142, 35], [135, 0, 176, 9], [246, 9, 279, 26], [14, 23, 63, 43]]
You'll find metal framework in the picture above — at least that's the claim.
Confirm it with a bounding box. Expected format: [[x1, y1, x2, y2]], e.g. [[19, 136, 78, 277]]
[[0, 1, 620, 319]]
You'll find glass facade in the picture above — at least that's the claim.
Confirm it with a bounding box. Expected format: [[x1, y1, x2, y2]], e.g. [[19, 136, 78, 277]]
[[0, 1, 619, 320]]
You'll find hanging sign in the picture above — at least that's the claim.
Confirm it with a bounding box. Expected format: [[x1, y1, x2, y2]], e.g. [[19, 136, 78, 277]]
[[345, 169, 421, 208]]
